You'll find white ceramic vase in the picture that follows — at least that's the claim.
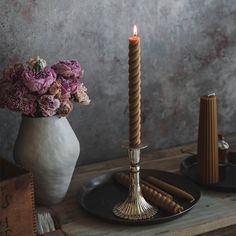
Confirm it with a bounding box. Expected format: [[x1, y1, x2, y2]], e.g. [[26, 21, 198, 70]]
[[14, 116, 80, 205]]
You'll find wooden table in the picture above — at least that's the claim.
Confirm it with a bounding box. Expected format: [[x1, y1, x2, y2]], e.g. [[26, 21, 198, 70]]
[[47, 134, 236, 236]]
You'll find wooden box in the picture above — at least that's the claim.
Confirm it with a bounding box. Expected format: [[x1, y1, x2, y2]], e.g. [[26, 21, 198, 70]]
[[0, 158, 36, 236]]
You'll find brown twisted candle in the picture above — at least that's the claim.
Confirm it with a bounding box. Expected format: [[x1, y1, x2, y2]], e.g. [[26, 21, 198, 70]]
[[140, 179, 173, 200], [114, 173, 184, 214], [197, 95, 219, 184], [146, 176, 195, 202], [128, 30, 141, 147]]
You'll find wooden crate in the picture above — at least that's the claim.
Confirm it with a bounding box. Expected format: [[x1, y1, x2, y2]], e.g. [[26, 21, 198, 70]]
[[0, 158, 36, 236]]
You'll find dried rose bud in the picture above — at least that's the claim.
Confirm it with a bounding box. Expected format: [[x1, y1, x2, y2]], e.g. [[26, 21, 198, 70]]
[[14, 63, 24, 76], [57, 100, 73, 117], [3, 68, 12, 80], [27, 56, 47, 72]]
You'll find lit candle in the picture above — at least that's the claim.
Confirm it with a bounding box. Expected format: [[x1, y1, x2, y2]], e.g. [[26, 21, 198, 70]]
[[128, 25, 141, 147]]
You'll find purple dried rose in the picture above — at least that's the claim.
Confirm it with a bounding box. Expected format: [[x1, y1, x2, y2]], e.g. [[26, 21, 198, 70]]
[[7, 81, 29, 111], [52, 60, 84, 78], [21, 94, 37, 116], [38, 95, 60, 117], [0, 57, 90, 118], [60, 77, 80, 95], [22, 67, 56, 94], [2, 81, 37, 115]]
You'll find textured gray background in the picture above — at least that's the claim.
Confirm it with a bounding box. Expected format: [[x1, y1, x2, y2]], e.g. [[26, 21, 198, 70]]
[[1, 0, 236, 165]]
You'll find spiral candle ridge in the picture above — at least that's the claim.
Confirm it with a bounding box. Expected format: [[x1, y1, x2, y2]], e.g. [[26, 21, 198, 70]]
[[129, 40, 141, 147]]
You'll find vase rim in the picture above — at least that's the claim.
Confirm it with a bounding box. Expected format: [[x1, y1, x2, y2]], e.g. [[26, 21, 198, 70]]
[[22, 114, 63, 120]]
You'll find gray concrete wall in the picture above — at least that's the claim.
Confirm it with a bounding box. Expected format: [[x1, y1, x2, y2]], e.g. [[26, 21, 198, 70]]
[[1, 0, 236, 165]]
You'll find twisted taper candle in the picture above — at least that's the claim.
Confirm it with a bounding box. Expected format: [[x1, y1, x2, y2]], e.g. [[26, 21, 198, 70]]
[[128, 35, 141, 147]]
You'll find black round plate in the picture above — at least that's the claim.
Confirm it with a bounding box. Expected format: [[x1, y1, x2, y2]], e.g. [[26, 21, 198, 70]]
[[180, 152, 236, 192], [78, 169, 201, 225]]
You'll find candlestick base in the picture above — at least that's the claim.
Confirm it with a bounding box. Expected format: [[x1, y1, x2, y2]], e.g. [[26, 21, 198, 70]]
[[113, 146, 158, 220]]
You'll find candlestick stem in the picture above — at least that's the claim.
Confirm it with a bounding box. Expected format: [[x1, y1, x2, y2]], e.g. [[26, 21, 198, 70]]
[[113, 146, 157, 220]]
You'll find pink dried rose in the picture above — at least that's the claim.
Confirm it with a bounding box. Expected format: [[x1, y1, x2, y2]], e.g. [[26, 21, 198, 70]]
[[22, 67, 56, 94], [52, 60, 84, 78], [57, 99, 73, 117], [75, 83, 90, 105], [38, 95, 60, 117]]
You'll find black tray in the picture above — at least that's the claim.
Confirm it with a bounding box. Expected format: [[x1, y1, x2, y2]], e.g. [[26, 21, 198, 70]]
[[180, 152, 236, 192], [78, 169, 201, 225]]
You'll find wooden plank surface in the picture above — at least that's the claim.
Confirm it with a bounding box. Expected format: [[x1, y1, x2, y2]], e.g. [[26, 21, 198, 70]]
[[42, 230, 67, 236], [198, 224, 236, 236], [46, 134, 236, 236]]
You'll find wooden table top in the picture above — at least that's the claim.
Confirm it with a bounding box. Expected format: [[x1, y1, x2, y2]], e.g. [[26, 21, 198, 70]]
[[46, 134, 236, 236]]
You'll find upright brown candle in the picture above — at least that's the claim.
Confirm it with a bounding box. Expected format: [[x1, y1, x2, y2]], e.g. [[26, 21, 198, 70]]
[[197, 94, 219, 184], [128, 25, 141, 147]]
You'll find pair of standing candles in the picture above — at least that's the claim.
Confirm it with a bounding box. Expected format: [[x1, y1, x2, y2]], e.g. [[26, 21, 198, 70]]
[[128, 25, 141, 147]]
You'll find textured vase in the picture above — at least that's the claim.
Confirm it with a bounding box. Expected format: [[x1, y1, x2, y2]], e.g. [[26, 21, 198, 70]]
[[14, 116, 80, 205]]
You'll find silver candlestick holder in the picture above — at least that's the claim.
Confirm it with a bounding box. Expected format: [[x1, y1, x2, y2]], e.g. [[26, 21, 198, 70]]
[[113, 144, 158, 220]]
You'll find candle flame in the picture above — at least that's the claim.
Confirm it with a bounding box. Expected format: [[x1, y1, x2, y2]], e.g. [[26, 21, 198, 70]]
[[133, 25, 138, 36]]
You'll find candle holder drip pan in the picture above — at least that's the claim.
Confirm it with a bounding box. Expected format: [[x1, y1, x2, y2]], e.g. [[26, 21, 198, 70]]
[[78, 169, 200, 225], [180, 152, 236, 192]]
